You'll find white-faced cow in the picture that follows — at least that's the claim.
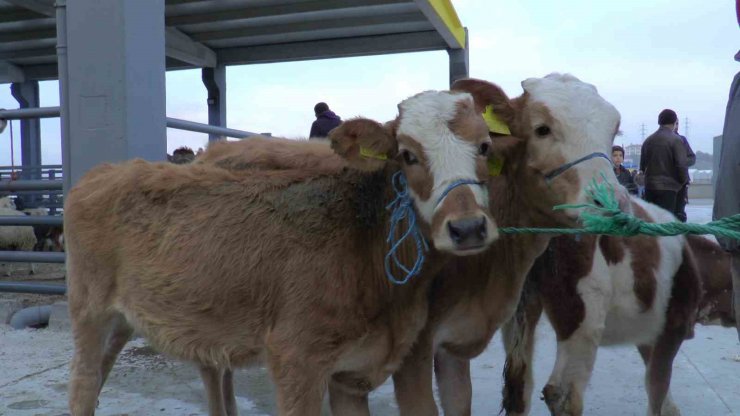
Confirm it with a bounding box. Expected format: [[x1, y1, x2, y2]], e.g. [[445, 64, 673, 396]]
[[501, 204, 735, 416], [64, 90, 497, 416], [389, 74, 628, 416]]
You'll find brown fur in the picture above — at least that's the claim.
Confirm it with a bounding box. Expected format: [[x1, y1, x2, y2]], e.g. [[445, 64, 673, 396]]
[[65, 102, 494, 416], [688, 235, 736, 327]]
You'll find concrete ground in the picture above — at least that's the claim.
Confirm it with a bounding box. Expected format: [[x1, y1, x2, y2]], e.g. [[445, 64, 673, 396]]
[[0, 200, 737, 415]]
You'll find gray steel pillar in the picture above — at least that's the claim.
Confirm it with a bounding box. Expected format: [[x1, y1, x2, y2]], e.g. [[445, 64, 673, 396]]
[[202, 65, 226, 142], [61, 0, 166, 192], [448, 28, 469, 86], [10, 81, 42, 181]]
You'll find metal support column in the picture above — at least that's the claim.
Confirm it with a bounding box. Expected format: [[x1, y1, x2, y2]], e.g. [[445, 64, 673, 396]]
[[10, 81, 42, 182], [202, 65, 226, 142], [447, 28, 469, 86], [61, 0, 166, 192]]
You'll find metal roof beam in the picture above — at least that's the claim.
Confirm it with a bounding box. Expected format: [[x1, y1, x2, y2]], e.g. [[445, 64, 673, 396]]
[[0, 46, 55, 61], [165, 27, 217, 67], [0, 60, 24, 82], [2, 0, 54, 17], [414, 0, 465, 49], [217, 30, 446, 66], [166, 0, 410, 26], [192, 12, 426, 42]]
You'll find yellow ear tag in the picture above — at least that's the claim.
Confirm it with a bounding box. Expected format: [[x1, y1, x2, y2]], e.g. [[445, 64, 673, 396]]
[[359, 146, 388, 161], [482, 105, 511, 135], [488, 155, 504, 176]]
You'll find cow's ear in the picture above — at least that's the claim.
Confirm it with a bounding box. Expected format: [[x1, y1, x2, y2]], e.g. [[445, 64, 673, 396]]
[[452, 78, 516, 133], [330, 118, 398, 171]]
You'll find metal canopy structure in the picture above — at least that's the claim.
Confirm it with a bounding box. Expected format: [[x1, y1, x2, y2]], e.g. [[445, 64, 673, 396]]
[[0, 0, 469, 191], [0, 0, 468, 83]]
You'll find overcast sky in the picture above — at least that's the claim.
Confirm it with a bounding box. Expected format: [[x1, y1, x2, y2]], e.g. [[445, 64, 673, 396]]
[[0, 0, 738, 166]]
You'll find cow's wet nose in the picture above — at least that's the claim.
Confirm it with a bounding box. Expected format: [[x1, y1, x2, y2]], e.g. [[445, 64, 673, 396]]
[[448, 217, 487, 250]]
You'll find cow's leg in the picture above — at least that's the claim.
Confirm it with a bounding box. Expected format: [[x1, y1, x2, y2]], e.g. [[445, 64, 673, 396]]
[[542, 278, 607, 416], [393, 329, 438, 416], [222, 369, 238, 416], [98, 314, 133, 393], [503, 274, 543, 416], [200, 365, 229, 416], [266, 334, 328, 416], [68, 311, 117, 416], [435, 349, 472, 416], [638, 330, 684, 416], [328, 383, 370, 416], [638, 346, 680, 416]]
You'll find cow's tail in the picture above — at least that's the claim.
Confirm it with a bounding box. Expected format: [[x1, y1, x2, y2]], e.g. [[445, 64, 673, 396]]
[[501, 247, 547, 415]]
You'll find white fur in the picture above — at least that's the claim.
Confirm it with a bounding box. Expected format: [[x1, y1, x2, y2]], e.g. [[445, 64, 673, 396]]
[[546, 197, 688, 415], [0, 207, 37, 276], [0, 196, 16, 210], [522, 73, 623, 214], [396, 91, 488, 224]]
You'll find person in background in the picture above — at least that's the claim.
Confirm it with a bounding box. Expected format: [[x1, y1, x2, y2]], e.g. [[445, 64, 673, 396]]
[[673, 120, 696, 222], [309, 102, 342, 139], [611, 145, 638, 195], [639, 109, 689, 214], [713, 0, 740, 340]]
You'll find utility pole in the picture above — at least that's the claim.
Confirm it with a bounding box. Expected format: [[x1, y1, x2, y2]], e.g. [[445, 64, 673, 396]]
[[640, 123, 647, 141]]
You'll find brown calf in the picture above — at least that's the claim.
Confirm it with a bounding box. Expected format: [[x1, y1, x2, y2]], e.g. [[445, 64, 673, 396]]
[[64, 90, 497, 416]]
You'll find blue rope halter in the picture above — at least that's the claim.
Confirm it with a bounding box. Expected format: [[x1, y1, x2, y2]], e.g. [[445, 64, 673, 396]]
[[543, 152, 612, 183], [435, 178, 485, 208], [384, 172, 483, 285]]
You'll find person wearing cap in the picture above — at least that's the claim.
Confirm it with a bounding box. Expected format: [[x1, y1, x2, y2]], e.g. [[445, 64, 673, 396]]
[[639, 109, 690, 213], [309, 102, 342, 139]]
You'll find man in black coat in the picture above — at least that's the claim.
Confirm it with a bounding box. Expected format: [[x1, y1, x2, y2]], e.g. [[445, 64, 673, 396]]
[[309, 102, 342, 139], [639, 109, 690, 214], [673, 121, 696, 222]]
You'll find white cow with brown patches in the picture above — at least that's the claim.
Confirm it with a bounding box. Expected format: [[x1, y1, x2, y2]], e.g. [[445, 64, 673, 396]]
[[391, 74, 630, 416], [64, 90, 497, 416], [502, 197, 712, 416]]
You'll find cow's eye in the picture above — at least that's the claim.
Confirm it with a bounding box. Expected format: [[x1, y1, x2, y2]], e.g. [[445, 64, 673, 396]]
[[478, 142, 491, 156], [535, 125, 551, 137], [402, 150, 418, 165]]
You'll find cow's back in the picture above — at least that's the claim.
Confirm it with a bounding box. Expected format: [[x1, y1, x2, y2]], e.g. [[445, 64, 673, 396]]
[[64, 159, 389, 367]]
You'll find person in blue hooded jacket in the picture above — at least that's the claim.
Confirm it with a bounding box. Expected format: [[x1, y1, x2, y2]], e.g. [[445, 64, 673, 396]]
[[309, 102, 342, 139]]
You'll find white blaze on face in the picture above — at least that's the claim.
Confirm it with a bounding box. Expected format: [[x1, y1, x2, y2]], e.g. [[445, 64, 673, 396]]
[[396, 91, 488, 224], [522, 73, 623, 205]]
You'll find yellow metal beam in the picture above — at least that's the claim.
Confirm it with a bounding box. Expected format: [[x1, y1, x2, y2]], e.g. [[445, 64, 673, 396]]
[[415, 0, 466, 49]]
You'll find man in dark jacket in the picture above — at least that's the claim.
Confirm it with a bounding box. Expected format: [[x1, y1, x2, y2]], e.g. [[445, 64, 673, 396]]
[[611, 145, 638, 195], [673, 121, 696, 222], [309, 102, 342, 139], [639, 109, 690, 213]]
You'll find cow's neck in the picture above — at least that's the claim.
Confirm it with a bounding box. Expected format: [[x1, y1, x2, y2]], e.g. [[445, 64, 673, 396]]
[[343, 166, 444, 316], [479, 174, 552, 317]]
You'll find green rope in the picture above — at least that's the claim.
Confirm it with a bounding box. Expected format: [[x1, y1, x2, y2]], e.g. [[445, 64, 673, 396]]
[[498, 176, 740, 240]]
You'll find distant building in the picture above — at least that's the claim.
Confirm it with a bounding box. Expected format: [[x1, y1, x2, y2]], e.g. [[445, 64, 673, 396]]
[[623, 144, 641, 169]]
